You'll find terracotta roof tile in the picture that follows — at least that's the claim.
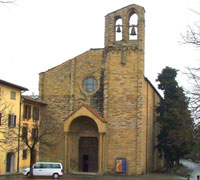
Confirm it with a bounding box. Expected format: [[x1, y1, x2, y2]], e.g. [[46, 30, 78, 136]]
[[65, 104, 107, 123]]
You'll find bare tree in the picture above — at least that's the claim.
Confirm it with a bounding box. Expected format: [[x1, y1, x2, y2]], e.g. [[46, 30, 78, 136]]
[[20, 113, 60, 177], [184, 67, 200, 122], [182, 25, 200, 47], [0, 93, 18, 152], [182, 21, 200, 123]]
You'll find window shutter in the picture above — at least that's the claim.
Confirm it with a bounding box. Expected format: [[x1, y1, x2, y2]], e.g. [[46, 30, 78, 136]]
[[14, 115, 16, 127], [32, 129, 34, 139], [32, 128, 38, 139], [22, 127, 27, 139], [8, 114, 11, 127], [33, 107, 39, 120], [23, 105, 26, 118], [28, 106, 31, 119]]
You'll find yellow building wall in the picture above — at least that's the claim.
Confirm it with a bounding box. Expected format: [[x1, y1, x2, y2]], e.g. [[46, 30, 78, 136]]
[[0, 84, 21, 174]]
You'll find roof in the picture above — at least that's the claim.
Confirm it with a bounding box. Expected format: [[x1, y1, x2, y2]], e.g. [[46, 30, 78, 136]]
[[40, 48, 103, 74], [0, 79, 28, 91], [65, 104, 107, 123], [105, 4, 145, 16], [144, 77, 163, 99], [22, 95, 47, 105], [83, 104, 107, 123]]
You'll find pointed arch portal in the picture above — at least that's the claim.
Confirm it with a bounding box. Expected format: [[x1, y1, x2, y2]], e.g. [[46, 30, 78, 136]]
[[64, 105, 107, 174]]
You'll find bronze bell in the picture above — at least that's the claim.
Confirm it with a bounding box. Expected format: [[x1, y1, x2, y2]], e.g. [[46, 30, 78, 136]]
[[116, 25, 121, 33], [130, 26, 136, 36]]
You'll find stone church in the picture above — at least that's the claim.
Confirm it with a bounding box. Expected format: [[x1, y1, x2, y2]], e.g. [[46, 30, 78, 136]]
[[39, 4, 163, 175]]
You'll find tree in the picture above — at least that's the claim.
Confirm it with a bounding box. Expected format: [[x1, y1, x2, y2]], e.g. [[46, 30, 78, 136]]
[[20, 112, 60, 177], [182, 23, 200, 122], [184, 67, 200, 121], [181, 12, 200, 160], [182, 25, 200, 47], [156, 66, 194, 168], [0, 94, 18, 152], [20, 114, 58, 176]]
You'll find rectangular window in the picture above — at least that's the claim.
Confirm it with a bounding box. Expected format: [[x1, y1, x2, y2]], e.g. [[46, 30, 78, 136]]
[[51, 164, 61, 168], [10, 91, 16, 99], [22, 126, 28, 139], [33, 107, 39, 120], [8, 114, 16, 128], [23, 105, 31, 119], [42, 164, 51, 168], [32, 128, 38, 140], [22, 149, 27, 160]]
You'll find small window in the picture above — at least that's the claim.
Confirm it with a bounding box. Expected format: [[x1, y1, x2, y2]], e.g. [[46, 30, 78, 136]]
[[22, 149, 27, 160], [42, 164, 51, 168], [22, 126, 28, 139], [33, 107, 39, 120], [83, 77, 98, 93], [34, 164, 41, 169], [32, 128, 38, 140], [8, 114, 16, 128], [24, 105, 31, 119], [10, 91, 16, 99], [51, 164, 61, 168]]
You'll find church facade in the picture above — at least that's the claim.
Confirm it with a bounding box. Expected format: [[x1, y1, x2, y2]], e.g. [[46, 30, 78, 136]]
[[39, 4, 163, 175]]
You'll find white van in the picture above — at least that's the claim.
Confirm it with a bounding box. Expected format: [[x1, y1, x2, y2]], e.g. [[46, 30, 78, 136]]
[[23, 162, 63, 179]]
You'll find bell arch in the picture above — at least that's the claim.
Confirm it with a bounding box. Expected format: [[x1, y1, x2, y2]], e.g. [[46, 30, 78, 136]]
[[115, 16, 123, 41], [129, 9, 138, 40]]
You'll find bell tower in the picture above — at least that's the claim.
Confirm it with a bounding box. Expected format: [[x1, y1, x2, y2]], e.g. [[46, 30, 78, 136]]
[[103, 4, 147, 175], [105, 4, 145, 48]]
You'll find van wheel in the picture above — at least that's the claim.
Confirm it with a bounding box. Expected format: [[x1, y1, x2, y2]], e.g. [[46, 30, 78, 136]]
[[53, 173, 59, 179], [27, 172, 30, 177]]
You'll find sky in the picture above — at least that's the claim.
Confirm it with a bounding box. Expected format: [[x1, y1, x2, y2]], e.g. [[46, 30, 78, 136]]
[[0, 0, 200, 95]]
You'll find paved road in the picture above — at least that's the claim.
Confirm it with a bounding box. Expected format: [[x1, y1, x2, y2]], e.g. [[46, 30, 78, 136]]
[[0, 173, 186, 180], [180, 159, 200, 180]]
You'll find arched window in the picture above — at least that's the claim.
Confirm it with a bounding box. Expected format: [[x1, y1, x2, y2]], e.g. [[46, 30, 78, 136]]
[[129, 12, 138, 40], [115, 17, 123, 41]]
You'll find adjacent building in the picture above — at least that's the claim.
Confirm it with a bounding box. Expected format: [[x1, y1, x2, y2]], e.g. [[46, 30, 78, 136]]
[[0, 79, 28, 173], [0, 80, 46, 174], [19, 95, 46, 172]]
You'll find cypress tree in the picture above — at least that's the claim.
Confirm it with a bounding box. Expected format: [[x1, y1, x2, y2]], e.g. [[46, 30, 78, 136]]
[[156, 66, 194, 168]]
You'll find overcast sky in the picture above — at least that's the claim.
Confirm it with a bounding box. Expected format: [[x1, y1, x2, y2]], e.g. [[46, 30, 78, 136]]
[[0, 0, 200, 95]]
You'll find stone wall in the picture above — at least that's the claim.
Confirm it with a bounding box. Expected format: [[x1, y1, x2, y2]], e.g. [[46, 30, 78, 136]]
[[39, 49, 104, 165]]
